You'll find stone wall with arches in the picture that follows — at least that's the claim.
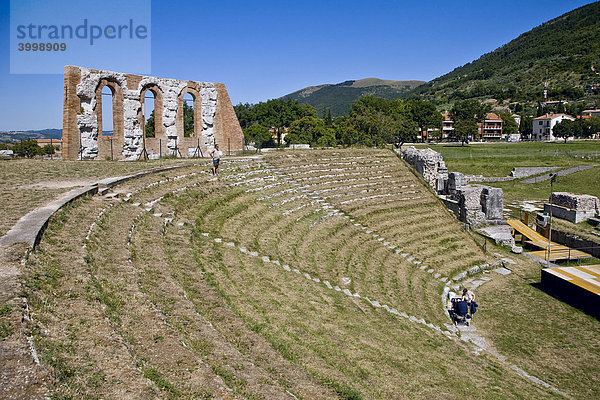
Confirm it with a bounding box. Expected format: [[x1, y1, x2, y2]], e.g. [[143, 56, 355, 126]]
[[63, 65, 243, 160]]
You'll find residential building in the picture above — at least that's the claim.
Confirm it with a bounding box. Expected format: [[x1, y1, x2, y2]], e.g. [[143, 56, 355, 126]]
[[441, 113, 454, 140], [582, 109, 600, 117], [532, 113, 575, 141], [478, 113, 503, 139], [439, 113, 503, 141]]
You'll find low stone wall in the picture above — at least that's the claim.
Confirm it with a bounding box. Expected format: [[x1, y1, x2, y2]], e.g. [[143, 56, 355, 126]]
[[466, 175, 514, 183], [550, 192, 600, 212], [543, 204, 596, 223], [511, 167, 560, 178], [400, 148, 503, 228]]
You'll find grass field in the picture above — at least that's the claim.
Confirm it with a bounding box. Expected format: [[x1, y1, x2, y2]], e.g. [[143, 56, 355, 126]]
[[2, 149, 598, 399], [415, 141, 600, 177], [415, 141, 600, 243]]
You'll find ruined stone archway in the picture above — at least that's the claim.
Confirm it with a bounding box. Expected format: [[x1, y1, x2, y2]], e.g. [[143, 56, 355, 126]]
[[63, 66, 244, 160], [176, 85, 203, 156], [96, 79, 124, 160], [139, 84, 164, 157]]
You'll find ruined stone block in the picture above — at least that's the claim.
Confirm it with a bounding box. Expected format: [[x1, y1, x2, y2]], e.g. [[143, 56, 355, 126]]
[[543, 192, 600, 223], [481, 187, 503, 221], [448, 171, 467, 192]]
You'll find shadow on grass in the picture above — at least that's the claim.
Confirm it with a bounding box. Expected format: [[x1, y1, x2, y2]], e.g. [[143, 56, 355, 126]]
[[531, 281, 600, 321]]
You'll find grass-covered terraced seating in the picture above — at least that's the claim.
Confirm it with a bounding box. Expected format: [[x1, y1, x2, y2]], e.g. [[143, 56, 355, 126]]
[[11, 149, 600, 399]]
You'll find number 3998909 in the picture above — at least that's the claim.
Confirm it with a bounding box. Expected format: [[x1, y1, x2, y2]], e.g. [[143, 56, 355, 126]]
[[18, 43, 67, 51]]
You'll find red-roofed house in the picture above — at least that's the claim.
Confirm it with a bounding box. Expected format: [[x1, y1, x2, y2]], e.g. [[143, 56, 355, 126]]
[[478, 113, 503, 139], [532, 113, 575, 141], [441, 113, 454, 139]]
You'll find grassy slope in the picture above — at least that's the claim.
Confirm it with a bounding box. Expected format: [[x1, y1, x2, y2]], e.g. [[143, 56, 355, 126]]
[[11, 149, 599, 399]]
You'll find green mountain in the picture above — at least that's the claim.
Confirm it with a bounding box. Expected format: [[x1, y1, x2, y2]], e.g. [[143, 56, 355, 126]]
[[406, 1, 600, 105], [0, 129, 62, 142], [281, 78, 425, 116]]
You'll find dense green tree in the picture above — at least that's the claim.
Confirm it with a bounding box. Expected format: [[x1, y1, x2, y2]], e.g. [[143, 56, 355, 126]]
[[145, 110, 155, 138], [324, 108, 333, 127], [451, 119, 479, 144], [587, 116, 600, 137], [43, 144, 56, 155], [519, 115, 534, 138], [450, 100, 491, 144], [334, 96, 419, 147], [339, 109, 383, 147], [391, 117, 418, 148], [577, 116, 600, 138], [234, 103, 257, 129], [244, 124, 273, 149], [317, 128, 337, 147], [285, 116, 329, 146], [235, 99, 317, 146], [13, 139, 43, 158], [406, 100, 442, 142], [499, 112, 519, 137], [552, 119, 581, 142]]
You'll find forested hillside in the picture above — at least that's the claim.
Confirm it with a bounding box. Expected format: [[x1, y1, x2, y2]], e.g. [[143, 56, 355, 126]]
[[406, 1, 600, 104], [282, 78, 424, 116]]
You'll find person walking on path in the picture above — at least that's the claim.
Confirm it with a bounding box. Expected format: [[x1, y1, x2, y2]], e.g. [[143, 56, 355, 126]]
[[210, 143, 223, 175]]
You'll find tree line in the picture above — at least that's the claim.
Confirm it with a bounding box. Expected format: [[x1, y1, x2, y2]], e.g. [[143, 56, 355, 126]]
[[0, 139, 58, 158], [553, 116, 600, 142], [234, 97, 543, 148]]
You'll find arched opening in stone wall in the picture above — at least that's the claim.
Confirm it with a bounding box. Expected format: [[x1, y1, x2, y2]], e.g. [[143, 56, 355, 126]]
[[143, 90, 156, 138], [139, 84, 164, 157], [95, 79, 124, 160], [183, 92, 195, 137], [101, 85, 114, 136]]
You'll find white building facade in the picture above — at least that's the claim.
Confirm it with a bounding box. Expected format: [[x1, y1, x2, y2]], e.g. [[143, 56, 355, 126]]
[[532, 113, 575, 141]]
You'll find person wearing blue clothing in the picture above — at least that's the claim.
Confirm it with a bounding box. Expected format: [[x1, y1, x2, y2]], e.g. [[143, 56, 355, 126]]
[[462, 288, 477, 316]]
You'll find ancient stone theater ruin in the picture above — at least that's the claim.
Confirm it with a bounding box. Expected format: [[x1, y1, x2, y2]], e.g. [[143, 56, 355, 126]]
[[62, 65, 243, 160]]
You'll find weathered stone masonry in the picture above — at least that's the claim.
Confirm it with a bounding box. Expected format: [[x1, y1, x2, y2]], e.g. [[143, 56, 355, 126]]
[[63, 65, 244, 160], [401, 147, 504, 228]]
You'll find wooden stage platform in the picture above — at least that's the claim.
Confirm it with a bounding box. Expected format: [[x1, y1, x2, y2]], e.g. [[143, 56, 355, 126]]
[[507, 219, 592, 262], [541, 265, 600, 312]]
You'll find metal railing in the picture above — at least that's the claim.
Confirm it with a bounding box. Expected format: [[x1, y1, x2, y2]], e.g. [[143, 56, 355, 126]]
[[543, 245, 597, 263]]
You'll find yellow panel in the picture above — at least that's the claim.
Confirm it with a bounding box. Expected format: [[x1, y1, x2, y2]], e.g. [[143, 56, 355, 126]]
[[547, 267, 600, 295]]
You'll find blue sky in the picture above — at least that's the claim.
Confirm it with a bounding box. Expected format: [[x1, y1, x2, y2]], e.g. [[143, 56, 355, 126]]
[[0, 0, 596, 130]]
